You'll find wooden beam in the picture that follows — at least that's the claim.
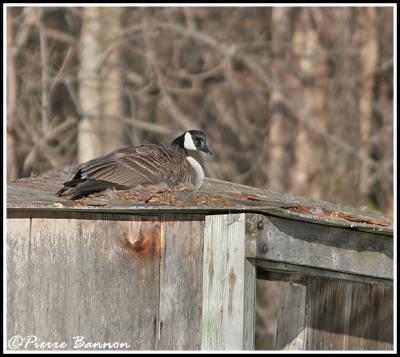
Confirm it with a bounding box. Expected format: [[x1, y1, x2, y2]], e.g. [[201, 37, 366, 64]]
[[252, 214, 393, 281], [201, 214, 255, 350], [256, 260, 393, 287]]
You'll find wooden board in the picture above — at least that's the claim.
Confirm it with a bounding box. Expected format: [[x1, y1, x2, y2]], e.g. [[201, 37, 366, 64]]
[[243, 258, 256, 350], [256, 259, 393, 286], [346, 283, 394, 350], [6, 218, 32, 343], [201, 214, 255, 350], [253, 214, 393, 281], [157, 215, 205, 350], [306, 278, 393, 350], [274, 283, 307, 350]]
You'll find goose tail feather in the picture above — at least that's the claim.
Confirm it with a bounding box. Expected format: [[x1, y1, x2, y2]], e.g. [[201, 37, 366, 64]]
[[56, 179, 128, 200]]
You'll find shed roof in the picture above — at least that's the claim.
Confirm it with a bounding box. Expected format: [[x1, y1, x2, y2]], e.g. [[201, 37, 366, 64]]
[[7, 169, 392, 236]]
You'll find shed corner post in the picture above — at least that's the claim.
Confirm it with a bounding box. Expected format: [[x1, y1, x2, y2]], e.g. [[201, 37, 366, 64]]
[[200, 213, 256, 351]]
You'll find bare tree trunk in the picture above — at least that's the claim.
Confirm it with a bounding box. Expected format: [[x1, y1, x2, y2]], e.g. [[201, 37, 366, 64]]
[[78, 7, 123, 162], [290, 9, 328, 200], [331, 9, 362, 206], [38, 8, 50, 133], [358, 8, 378, 198], [98, 8, 124, 153], [316, 8, 361, 206], [7, 8, 18, 181], [268, 8, 296, 193], [370, 7, 394, 215]]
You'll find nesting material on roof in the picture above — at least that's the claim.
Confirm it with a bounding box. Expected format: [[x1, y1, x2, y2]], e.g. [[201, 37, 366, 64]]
[[73, 189, 242, 208]]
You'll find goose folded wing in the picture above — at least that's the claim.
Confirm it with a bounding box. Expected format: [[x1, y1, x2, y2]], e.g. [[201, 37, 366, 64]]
[[77, 146, 170, 187]]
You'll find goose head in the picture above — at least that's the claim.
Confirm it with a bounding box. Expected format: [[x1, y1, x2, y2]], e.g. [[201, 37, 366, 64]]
[[171, 130, 213, 155]]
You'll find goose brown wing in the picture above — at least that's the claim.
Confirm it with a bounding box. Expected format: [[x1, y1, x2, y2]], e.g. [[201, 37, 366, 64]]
[[76, 145, 187, 188]]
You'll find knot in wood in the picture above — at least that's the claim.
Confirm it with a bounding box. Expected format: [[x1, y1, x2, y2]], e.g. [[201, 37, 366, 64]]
[[260, 242, 268, 254]]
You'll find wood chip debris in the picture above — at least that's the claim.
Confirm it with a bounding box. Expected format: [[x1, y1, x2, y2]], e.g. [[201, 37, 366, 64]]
[[72, 189, 251, 207], [114, 190, 251, 207], [283, 205, 390, 227]]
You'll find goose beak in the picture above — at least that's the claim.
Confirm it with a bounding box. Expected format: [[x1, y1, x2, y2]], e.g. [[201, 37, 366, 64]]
[[199, 143, 213, 155]]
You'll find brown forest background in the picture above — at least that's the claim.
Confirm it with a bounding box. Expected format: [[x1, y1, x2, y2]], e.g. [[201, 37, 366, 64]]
[[6, 6, 394, 349]]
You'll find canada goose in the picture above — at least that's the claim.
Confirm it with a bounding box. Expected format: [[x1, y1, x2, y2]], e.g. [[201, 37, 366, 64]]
[[56, 130, 212, 200]]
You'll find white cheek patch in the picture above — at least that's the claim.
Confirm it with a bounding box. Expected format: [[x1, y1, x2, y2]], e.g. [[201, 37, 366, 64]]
[[184, 132, 197, 151]]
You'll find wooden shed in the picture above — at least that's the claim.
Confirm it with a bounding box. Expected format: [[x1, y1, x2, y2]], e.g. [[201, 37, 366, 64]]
[[6, 170, 393, 351]]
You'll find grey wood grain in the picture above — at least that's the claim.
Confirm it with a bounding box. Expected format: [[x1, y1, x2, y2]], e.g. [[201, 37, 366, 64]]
[[7, 218, 32, 341], [346, 283, 393, 350], [243, 258, 256, 350], [7, 214, 161, 351], [242, 215, 257, 350], [254, 215, 393, 280], [274, 283, 307, 350], [157, 215, 205, 350], [306, 278, 393, 350], [256, 259, 393, 286], [201, 214, 247, 350]]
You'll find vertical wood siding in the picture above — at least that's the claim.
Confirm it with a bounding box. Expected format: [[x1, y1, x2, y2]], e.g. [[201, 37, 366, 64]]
[[7, 213, 205, 350]]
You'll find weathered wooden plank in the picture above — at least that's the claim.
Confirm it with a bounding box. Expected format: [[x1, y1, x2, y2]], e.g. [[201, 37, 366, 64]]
[[274, 283, 307, 350], [6, 218, 32, 342], [254, 215, 393, 280], [256, 260, 393, 286], [157, 215, 205, 350], [7, 214, 161, 351], [347, 284, 393, 350], [245, 214, 260, 258], [201, 214, 249, 350], [203, 178, 391, 224], [307, 279, 350, 350], [306, 278, 393, 350], [243, 258, 256, 350], [243, 214, 257, 350], [7, 173, 393, 235]]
